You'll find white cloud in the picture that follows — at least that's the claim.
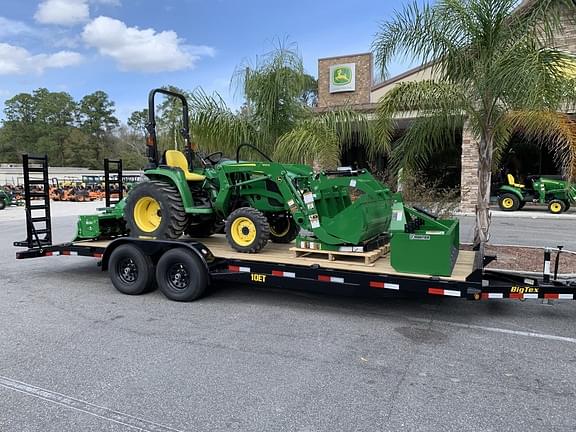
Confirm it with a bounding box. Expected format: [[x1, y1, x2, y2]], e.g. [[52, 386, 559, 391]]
[[34, 0, 90, 26], [82, 16, 214, 72], [0, 17, 35, 38], [0, 43, 83, 75]]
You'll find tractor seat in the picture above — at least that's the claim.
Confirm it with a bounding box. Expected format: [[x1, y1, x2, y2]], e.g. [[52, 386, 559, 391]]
[[507, 174, 525, 188], [165, 150, 205, 181]]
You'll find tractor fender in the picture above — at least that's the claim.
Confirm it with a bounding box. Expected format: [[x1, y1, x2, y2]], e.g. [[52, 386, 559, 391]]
[[498, 185, 524, 200], [143, 168, 195, 211]]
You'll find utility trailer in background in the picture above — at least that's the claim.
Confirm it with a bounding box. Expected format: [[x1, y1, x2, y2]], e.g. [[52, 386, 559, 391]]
[[13, 155, 576, 303]]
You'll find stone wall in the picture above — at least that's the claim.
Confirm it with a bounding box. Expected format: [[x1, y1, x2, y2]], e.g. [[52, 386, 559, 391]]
[[317, 53, 372, 108], [460, 124, 479, 213]]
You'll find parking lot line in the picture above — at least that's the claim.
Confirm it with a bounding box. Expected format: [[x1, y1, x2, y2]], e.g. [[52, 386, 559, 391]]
[[408, 317, 576, 344], [0, 375, 183, 432]]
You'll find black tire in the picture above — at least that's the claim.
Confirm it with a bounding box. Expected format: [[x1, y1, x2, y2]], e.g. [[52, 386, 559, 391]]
[[156, 248, 208, 301], [109, 244, 155, 295], [562, 200, 571, 212], [548, 199, 566, 214], [268, 214, 299, 243], [0, 199, 6, 210], [124, 180, 187, 239], [185, 220, 215, 238], [518, 201, 526, 210], [497, 193, 520, 211], [225, 207, 270, 253]]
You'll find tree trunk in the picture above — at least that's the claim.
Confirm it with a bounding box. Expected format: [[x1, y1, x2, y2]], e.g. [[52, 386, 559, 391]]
[[473, 133, 493, 262]]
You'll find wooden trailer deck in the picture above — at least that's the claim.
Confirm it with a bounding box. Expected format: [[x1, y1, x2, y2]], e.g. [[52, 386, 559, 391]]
[[75, 234, 476, 282]]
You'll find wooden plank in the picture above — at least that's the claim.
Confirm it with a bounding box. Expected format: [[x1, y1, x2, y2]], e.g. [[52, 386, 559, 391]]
[[290, 244, 388, 266]]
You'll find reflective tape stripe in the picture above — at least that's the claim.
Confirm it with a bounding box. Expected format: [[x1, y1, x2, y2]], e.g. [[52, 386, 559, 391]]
[[481, 292, 504, 299], [523, 293, 539, 299], [272, 270, 296, 278], [318, 275, 344, 283], [370, 281, 399, 290], [228, 265, 250, 273], [428, 288, 460, 297], [545, 293, 574, 300]]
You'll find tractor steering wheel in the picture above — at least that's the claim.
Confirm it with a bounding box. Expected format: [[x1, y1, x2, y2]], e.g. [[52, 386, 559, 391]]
[[205, 151, 223, 165]]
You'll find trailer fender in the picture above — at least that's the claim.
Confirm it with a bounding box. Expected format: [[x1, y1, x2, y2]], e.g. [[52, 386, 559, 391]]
[[101, 238, 213, 278]]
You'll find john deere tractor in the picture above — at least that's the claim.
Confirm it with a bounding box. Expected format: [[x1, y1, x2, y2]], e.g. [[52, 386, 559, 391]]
[[113, 88, 395, 253], [498, 173, 575, 214]]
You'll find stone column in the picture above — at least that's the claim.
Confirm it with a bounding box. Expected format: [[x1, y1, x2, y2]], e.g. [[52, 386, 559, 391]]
[[460, 123, 479, 213]]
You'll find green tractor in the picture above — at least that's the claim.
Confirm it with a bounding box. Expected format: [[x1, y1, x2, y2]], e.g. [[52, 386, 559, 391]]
[[497, 173, 576, 214], [113, 88, 393, 253], [0, 188, 17, 210]]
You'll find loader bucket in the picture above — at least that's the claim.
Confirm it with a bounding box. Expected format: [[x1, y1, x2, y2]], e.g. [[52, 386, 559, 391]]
[[307, 170, 393, 246]]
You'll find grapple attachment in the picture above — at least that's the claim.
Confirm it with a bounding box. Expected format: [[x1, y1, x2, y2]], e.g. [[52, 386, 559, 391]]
[[297, 169, 393, 248]]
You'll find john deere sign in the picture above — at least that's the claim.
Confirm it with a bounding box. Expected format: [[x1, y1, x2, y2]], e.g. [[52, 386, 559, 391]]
[[329, 63, 356, 93]]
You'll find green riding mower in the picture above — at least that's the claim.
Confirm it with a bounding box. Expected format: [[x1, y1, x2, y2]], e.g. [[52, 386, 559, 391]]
[[497, 173, 575, 214], [0, 188, 20, 210], [75, 88, 460, 276]]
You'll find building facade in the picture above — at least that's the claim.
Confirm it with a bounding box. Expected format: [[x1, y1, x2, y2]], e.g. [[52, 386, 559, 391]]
[[316, 5, 575, 212]]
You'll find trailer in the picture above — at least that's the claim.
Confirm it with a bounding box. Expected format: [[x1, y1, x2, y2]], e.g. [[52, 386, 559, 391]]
[[13, 155, 576, 303]]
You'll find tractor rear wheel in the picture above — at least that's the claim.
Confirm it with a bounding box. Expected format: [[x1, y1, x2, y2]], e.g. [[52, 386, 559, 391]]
[[124, 180, 187, 239], [498, 193, 520, 211], [548, 199, 566, 214], [225, 207, 270, 253], [268, 214, 299, 243]]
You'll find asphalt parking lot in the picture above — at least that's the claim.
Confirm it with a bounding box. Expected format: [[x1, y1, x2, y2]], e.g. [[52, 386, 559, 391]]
[[1, 203, 575, 431]]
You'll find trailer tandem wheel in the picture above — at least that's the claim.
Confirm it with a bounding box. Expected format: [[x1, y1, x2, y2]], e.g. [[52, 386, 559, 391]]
[[108, 244, 156, 295], [155, 248, 208, 301]]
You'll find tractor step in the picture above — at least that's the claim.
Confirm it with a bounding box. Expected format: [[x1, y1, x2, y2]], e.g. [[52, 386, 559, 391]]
[[289, 244, 389, 266]]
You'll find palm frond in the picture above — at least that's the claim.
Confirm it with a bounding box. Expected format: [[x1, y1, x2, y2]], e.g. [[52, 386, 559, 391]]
[[390, 112, 464, 173], [275, 108, 387, 168], [188, 89, 254, 157], [506, 110, 576, 179]]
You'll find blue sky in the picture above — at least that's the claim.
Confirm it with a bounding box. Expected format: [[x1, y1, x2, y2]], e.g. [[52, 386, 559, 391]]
[[0, 0, 416, 121]]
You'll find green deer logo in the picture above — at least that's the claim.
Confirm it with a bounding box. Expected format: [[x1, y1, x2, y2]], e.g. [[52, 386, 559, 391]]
[[332, 66, 352, 85]]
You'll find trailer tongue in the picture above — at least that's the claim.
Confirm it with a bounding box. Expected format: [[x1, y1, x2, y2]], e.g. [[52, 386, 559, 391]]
[[13, 154, 576, 303]]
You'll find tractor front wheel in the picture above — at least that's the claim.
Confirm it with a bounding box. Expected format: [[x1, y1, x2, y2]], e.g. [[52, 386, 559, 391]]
[[268, 214, 299, 243], [225, 207, 270, 253], [548, 199, 566, 214], [124, 180, 187, 239], [498, 193, 520, 211]]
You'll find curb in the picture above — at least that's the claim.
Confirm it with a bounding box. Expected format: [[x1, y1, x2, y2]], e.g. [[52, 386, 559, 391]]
[[456, 210, 576, 220], [487, 268, 576, 280]]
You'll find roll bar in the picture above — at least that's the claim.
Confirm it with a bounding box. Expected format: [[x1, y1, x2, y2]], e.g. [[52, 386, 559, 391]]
[[145, 88, 195, 168]]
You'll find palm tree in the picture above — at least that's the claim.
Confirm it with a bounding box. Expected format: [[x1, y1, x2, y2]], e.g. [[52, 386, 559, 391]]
[[373, 0, 576, 255], [188, 44, 387, 168]]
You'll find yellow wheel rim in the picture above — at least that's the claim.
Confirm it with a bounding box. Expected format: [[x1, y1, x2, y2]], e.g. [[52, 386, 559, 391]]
[[134, 196, 161, 232], [502, 197, 514, 209], [230, 216, 256, 246], [550, 202, 562, 213]]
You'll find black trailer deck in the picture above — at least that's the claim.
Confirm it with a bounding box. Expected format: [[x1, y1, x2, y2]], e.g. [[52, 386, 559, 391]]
[[15, 234, 576, 302]]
